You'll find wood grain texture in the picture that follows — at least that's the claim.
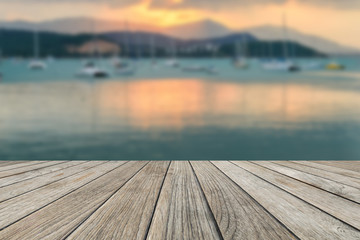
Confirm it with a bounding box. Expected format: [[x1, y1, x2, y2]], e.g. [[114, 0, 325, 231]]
[[147, 161, 221, 240], [294, 161, 360, 179], [313, 161, 360, 173], [0, 161, 359, 240], [0, 161, 103, 203], [0, 161, 85, 188], [0, 161, 147, 240], [0, 162, 27, 167], [275, 161, 360, 189], [67, 161, 170, 240], [0, 161, 122, 230], [0, 161, 65, 179], [214, 161, 360, 240], [0, 161, 44, 172], [232, 161, 360, 230], [254, 161, 360, 203], [191, 161, 297, 240]]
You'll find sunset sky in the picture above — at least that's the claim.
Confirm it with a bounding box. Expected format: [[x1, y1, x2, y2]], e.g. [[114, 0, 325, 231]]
[[1, 0, 360, 48]]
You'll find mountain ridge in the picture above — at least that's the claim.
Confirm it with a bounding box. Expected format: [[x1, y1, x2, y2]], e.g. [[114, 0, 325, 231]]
[[0, 17, 359, 54], [0, 28, 321, 58]]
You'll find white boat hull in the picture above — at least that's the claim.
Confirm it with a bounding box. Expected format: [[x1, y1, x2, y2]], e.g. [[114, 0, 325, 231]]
[[28, 60, 47, 70], [182, 65, 218, 75], [164, 59, 180, 68], [263, 61, 300, 72]]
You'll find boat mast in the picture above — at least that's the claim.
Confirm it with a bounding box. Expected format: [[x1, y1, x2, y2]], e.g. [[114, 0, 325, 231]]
[[91, 19, 98, 61], [150, 34, 155, 62], [242, 34, 247, 59], [0, 28, 2, 62], [123, 21, 130, 59], [235, 39, 241, 59], [34, 28, 39, 59], [268, 41, 273, 59], [172, 39, 177, 60], [135, 29, 142, 60], [282, 13, 288, 60]]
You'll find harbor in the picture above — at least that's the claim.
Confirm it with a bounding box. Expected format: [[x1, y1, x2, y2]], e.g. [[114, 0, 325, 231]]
[[1, 1, 360, 239]]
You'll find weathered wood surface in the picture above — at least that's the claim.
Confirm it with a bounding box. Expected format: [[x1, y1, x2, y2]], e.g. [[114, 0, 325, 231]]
[[275, 161, 360, 189], [67, 161, 169, 240], [0, 161, 359, 240], [191, 161, 297, 240], [213, 161, 360, 239], [0, 161, 65, 179], [254, 161, 360, 203], [0, 161, 122, 229], [232, 161, 360, 229], [0, 161, 104, 203], [0, 162, 27, 168], [0, 161, 85, 188], [313, 161, 360, 173], [0, 161, 43, 172], [147, 161, 221, 240], [294, 161, 360, 179], [0, 161, 146, 240]]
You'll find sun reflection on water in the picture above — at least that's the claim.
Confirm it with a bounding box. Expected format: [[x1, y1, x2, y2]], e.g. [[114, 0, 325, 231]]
[[96, 78, 360, 130]]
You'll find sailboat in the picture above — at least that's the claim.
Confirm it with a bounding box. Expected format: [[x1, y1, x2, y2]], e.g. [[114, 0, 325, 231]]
[[263, 14, 300, 72], [182, 42, 218, 74], [0, 33, 2, 80], [165, 39, 180, 68], [28, 29, 47, 70], [113, 21, 136, 75], [149, 34, 159, 69], [77, 20, 109, 78], [0, 48, 2, 80], [233, 36, 249, 69]]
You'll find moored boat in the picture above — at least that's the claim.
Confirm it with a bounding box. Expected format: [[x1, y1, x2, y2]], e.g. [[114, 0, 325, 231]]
[[325, 62, 345, 70], [28, 29, 47, 70]]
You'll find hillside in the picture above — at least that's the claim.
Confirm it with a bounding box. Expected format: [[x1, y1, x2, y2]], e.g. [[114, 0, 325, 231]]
[[0, 29, 324, 58], [0, 17, 358, 55]]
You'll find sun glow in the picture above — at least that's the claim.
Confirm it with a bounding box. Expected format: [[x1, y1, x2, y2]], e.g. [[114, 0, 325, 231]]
[[99, 0, 203, 28], [1, 0, 360, 48]]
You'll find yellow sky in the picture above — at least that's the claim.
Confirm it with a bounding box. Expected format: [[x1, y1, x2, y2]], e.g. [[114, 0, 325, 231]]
[[1, 0, 360, 49], [100, 0, 360, 48]]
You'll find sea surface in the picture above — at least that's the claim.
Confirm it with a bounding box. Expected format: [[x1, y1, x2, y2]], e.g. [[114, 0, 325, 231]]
[[1, 57, 360, 160]]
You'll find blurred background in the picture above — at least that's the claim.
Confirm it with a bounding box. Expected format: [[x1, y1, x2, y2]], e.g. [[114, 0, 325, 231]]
[[0, 0, 360, 160]]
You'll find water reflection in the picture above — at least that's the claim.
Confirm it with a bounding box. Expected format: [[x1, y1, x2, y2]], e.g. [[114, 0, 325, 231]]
[[1, 78, 360, 159], [98, 80, 206, 130], [96, 79, 360, 129]]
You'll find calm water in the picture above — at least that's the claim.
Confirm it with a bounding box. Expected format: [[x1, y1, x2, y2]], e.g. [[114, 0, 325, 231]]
[[1, 58, 360, 160]]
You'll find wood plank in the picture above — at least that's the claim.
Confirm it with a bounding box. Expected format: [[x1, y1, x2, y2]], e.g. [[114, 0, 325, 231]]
[[213, 161, 360, 240], [0, 161, 66, 179], [0, 162, 27, 167], [232, 161, 360, 230], [147, 161, 221, 240], [0, 161, 123, 230], [275, 161, 360, 189], [294, 161, 360, 179], [66, 161, 170, 240], [0, 161, 44, 172], [0, 161, 147, 240], [254, 161, 360, 203], [0, 161, 85, 188], [313, 161, 360, 173], [191, 161, 297, 240], [0, 161, 104, 203]]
